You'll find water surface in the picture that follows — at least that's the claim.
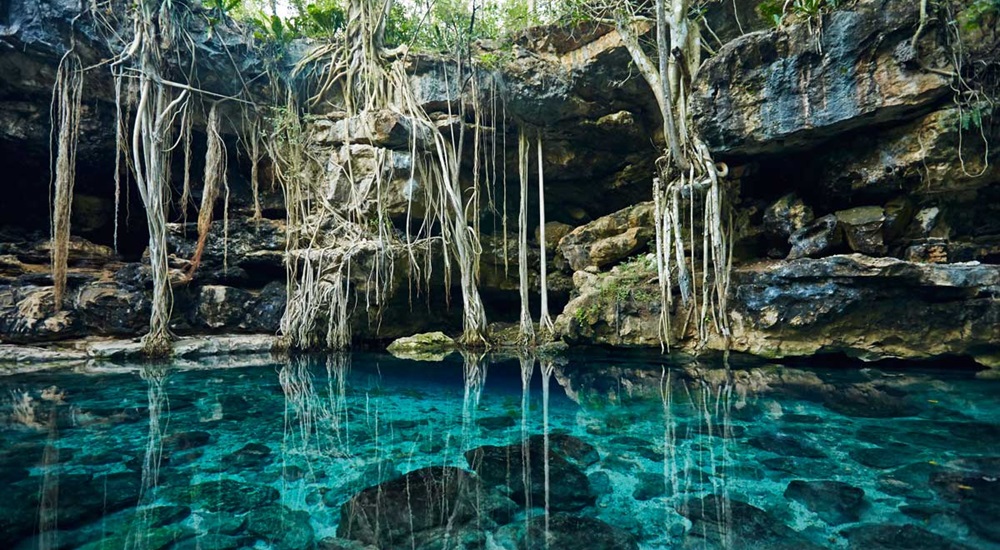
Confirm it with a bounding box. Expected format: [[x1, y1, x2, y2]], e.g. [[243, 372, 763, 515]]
[[1, 351, 998, 549]]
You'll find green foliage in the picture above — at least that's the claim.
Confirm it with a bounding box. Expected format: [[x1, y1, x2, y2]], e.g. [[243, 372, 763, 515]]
[[383, 2, 420, 48], [380, 0, 555, 53], [299, 0, 347, 38], [757, 0, 784, 27], [204, 0, 242, 27], [476, 49, 514, 71], [759, 0, 843, 27], [960, 101, 993, 131], [574, 254, 658, 328], [207, 0, 242, 15], [245, 0, 345, 43], [249, 13, 295, 45], [961, 0, 1000, 30], [239, 0, 590, 52], [411, 0, 540, 52]]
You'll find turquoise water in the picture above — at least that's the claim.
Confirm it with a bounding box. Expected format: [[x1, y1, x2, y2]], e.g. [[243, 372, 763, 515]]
[[0, 351, 998, 549]]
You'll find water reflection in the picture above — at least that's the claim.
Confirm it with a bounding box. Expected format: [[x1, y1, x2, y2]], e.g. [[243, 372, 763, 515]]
[[37, 387, 63, 550], [125, 365, 171, 550], [0, 354, 997, 549]]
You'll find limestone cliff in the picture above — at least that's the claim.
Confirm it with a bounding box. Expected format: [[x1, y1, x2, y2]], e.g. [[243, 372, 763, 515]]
[[0, 0, 997, 367]]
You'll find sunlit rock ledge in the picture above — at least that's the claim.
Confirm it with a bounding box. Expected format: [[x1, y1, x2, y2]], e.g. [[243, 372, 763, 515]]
[[0, 334, 278, 367]]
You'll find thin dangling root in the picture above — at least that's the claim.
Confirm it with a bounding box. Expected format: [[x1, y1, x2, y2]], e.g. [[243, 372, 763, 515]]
[[536, 133, 554, 338], [184, 102, 225, 281], [517, 128, 535, 346], [50, 52, 84, 310]]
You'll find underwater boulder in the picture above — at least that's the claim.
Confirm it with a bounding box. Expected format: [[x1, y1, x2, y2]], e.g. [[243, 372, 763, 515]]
[[464, 434, 597, 511], [162, 479, 279, 514], [784, 479, 866, 525], [841, 523, 975, 550], [493, 513, 639, 550], [748, 432, 827, 459], [678, 494, 823, 549], [337, 466, 486, 547], [244, 504, 315, 550]]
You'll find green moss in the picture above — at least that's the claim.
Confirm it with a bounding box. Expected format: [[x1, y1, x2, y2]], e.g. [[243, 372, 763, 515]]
[[961, 0, 1000, 31], [574, 254, 660, 329]]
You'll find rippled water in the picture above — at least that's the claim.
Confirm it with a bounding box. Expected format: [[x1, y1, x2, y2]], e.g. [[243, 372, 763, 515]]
[[0, 351, 998, 549]]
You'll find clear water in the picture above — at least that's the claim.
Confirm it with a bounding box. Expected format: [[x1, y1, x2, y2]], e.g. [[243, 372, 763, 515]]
[[1, 351, 998, 549]]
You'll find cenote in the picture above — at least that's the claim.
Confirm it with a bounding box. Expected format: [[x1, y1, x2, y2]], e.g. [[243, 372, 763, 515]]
[[1, 352, 998, 549], [2, 0, 1000, 548]]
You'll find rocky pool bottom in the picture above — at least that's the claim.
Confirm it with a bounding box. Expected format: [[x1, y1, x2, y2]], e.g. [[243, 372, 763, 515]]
[[0, 351, 997, 550]]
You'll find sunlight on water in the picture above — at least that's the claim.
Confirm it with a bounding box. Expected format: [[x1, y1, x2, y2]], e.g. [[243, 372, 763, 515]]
[[0, 352, 998, 549]]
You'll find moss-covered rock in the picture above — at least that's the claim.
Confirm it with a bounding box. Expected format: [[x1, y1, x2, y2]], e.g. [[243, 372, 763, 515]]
[[386, 331, 458, 361]]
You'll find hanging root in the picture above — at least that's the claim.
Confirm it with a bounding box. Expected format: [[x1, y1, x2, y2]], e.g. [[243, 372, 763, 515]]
[[536, 133, 554, 337], [49, 52, 84, 310], [118, 0, 190, 357], [277, 4, 492, 351], [184, 102, 225, 281], [517, 128, 535, 346], [621, 0, 734, 351]]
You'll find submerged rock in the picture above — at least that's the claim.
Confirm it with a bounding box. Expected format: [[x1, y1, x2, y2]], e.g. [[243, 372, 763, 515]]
[[748, 432, 827, 459], [477, 415, 517, 430], [171, 534, 245, 550], [221, 442, 272, 470], [823, 384, 918, 418], [784, 479, 866, 525], [850, 445, 913, 470], [163, 431, 211, 451], [163, 479, 279, 513], [633, 472, 668, 501], [464, 434, 597, 511], [494, 513, 639, 550], [337, 466, 505, 547], [678, 494, 822, 549], [245, 504, 315, 550], [841, 523, 975, 550]]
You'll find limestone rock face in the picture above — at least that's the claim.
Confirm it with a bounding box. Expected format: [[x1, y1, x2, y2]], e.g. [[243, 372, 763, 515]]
[[788, 215, 844, 260], [808, 108, 1000, 202], [836, 206, 888, 256], [558, 203, 654, 271], [0, 280, 150, 343], [190, 286, 254, 330], [691, 0, 953, 156], [537, 221, 574, 250], [554, 256, 662, 348], [0, 0, 997, 367], [729, 255, 1000, 361], [167, 219, 286, 280], [556, 254, 1000, 364], [764, 194, 814, 242]]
